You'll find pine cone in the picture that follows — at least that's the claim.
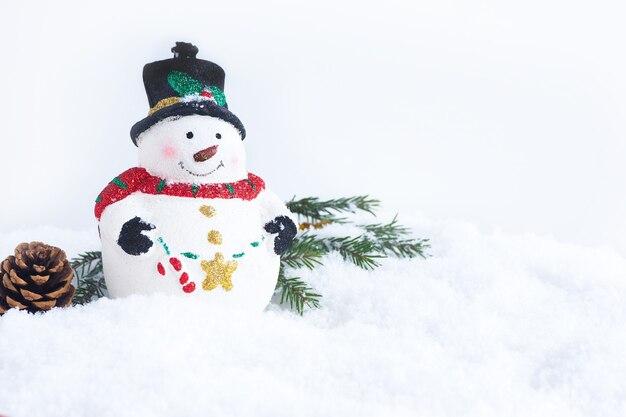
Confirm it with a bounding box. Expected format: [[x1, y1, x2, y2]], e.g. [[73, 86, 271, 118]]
[[0, 242, 75, 315]]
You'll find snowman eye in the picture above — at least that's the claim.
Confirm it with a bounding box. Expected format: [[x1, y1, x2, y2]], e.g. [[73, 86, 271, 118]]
[[215, 133, 222, 139], [186, 132, 194, 139]]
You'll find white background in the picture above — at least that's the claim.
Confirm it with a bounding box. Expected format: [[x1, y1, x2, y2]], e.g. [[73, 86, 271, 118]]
[[1, 0, 625, 252]]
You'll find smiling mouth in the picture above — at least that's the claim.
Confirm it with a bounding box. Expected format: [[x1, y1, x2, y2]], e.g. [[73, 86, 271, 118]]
[[178, 160, 224, 177]]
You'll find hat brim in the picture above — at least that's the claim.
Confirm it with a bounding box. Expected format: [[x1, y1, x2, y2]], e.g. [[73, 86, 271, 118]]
[[130, 100, 246, 145]]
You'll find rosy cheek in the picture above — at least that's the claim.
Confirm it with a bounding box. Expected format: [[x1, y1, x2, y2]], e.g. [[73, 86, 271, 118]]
[[230, 156, 239, 168], [161, 145, 178, 159]]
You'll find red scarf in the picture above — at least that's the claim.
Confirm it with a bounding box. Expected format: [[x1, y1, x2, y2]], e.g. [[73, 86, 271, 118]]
[[95, 167, 265, 220]]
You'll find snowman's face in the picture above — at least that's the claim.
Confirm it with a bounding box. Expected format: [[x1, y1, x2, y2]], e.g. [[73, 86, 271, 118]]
[[136, 115, 247, 184]]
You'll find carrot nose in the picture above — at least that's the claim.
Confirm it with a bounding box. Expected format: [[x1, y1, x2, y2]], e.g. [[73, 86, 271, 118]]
[[193, 145, 218, 162]]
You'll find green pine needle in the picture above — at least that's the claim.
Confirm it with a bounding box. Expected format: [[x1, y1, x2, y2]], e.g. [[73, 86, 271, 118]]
[[70, 251, 107, 305], [275, 268, 321, 315], [287, 195, 380, 223], [325, 235, 384, 270], [280, 234, 326, 270], [280, 233, 385, 271], [361, 215, 431, 259]]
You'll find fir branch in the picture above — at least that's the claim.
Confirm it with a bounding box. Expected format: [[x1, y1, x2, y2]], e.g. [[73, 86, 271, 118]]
[[378, 238, 430, 258], [325, 236, 384, 270], [275, 268, 321, 315], [287, 195, 380, 223], [361, 215, 410, 238], [361, 216, 431, 259], [280, 234, 326, 270], [70, 251, 102, 273], [281, 233, 385, 271], [70, 251, 107, 305]]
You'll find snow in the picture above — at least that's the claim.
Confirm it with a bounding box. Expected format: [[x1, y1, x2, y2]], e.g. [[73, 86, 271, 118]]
[[1, 214, 626, 416]]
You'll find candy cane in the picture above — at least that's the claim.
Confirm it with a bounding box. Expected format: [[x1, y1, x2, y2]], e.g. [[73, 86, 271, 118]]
[[155, 237, 197, 293]]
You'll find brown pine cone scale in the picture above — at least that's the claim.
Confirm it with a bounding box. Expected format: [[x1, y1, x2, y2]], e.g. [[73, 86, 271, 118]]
[[0, 242, 75, 314]]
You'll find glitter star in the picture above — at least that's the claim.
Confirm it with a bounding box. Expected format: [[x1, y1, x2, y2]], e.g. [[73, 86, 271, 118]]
[[200, 252, 238, 292]]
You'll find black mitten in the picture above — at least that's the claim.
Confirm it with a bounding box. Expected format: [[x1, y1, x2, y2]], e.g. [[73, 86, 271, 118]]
[[264, 215, 297, 255], [118, 217, 156, 256]]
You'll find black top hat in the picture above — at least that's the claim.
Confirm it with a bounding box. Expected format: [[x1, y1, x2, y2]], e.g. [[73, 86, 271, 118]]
[[130, 42, 246, 145]]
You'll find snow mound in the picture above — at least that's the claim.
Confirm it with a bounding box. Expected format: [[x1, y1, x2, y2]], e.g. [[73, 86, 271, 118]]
[[1, 216, 626, 417]]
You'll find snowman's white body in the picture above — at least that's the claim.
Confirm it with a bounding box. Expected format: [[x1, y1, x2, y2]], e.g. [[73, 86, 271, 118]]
[[97, 115, 295, 312], [100, 191, 285, 312]]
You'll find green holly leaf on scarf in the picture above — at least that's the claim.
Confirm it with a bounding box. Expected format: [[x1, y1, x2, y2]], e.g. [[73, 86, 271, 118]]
[[168, 71, 204, 96]]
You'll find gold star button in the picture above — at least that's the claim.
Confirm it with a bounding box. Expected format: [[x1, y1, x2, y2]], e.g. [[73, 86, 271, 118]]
[[200, 252, 238, 292]]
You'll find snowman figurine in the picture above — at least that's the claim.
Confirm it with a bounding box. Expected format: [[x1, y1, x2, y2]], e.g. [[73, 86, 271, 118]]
[[95, 42, 297, 312]]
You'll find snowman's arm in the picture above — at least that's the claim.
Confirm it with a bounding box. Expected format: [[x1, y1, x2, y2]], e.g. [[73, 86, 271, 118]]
[[100, 206, 156, 256], [98, 196, 156, 256], [257, 190, 298, 255], [117, 216, 156, 255]]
